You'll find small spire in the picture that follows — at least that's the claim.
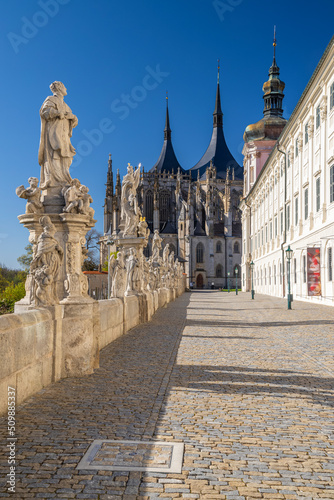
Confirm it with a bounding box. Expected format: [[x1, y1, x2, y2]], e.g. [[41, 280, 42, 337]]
[[213, 64, 223, 128], [217, 59, 220, 84], [273, 25, 277, 63], [109, 153, 111, 161], [164, 92, 171, 141]]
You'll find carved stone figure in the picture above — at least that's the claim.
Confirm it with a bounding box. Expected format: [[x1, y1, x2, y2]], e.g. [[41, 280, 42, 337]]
[[112, 250, 126, 298], [108, 253, 117, 297], [125, 247, 138, 295], [62, 178, 83, 213], [152, 230, 162, 262], [137, 217, 150, 244], [16, 177, 44, 214], [80, 185, 95, 218], [163, 243, 170, 267], [38, 81, 78, 188], [30, 216, 63, 305], [121, 164, 141, 236]]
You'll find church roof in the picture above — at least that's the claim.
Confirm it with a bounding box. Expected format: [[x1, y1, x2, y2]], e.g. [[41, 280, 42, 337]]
[[190, 74, 242, 181], [194, 220, 206, 236], [150, 98, 185, 174], [160, 221, 177, 234]]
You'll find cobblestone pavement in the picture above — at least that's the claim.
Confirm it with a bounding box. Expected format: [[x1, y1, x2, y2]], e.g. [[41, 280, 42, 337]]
[[1, 291, 334, 500]]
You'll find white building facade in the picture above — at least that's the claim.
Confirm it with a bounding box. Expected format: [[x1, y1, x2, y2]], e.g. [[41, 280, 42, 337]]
[[241, 35, 334, 306]]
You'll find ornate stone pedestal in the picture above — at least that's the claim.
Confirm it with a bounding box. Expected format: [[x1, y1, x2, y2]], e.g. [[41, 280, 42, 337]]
[[16, 212, 96, 309]]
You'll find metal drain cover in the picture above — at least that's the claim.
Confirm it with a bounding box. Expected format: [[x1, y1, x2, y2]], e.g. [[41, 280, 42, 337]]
[[77, 439, 184, 473]]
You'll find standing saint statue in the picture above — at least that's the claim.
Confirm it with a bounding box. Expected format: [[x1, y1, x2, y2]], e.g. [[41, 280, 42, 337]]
[[121, 163, 141, 236], [38, 81, 78, 189]]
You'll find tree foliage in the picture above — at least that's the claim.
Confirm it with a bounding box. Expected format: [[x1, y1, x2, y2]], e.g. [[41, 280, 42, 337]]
[[17, 244, 33, 272]]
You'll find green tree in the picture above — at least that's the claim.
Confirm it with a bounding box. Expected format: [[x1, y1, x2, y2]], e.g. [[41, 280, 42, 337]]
[[17, 244, 33, 272], [0, 281, 26, 315]]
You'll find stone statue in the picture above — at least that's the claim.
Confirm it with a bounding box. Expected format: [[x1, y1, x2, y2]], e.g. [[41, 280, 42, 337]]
[[125, 247, 138, 296], [62, 178, 83, 213], [163, 243, 170, 267], [80, 185, 94, 218], [152, 230, 162, 262], [137, 217, 150, 244], [108, 253, 117, 297], [38, 81, 78, 188], [30, 216, 63, 305], [16, 177, 44, 214], [113, 251, 126, 297], [121, 163, 141, 236]]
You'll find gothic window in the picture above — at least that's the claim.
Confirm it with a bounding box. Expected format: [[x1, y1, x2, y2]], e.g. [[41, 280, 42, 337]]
[[145, 190, 153, 222], [233, 241, 240, 254], [216, 264, 223, 278], [196, 243, 204, 264], [216, 241, 222, 253], [159, 191, 171, 223]]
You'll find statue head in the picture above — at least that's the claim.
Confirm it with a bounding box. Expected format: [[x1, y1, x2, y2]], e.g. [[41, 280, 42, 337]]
[[80, 185, 89, 194], [127, 163, 134, 175], [50, 81, 67, 97], [28, 177, 39, 188], [70, 178, 81, 188]]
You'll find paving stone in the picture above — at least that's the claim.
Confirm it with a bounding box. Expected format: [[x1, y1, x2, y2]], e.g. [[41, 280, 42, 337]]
[[0, 292, 334, 498]]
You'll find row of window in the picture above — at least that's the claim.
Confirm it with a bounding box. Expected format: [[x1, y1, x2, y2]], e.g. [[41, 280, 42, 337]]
[[196, 241, 240, 263], [252, 166, 333, 250], [253, 248, 333, 287], [294, 84, 334, 157]]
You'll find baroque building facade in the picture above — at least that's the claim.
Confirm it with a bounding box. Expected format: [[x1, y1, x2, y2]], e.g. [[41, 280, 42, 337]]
[[240, 35, 334, 306], [100, 74, 243, 288]]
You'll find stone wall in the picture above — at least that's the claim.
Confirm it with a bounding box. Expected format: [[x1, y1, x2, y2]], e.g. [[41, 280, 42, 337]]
[[0, 279, 186, 415]]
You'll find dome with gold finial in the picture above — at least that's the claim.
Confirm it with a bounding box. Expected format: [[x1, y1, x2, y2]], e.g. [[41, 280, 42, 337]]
[[244, 28, 287, 143]]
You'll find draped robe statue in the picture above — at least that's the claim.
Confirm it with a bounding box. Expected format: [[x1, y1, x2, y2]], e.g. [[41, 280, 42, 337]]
[[38, 81, 78, 188], [121, 163, 141, 236]]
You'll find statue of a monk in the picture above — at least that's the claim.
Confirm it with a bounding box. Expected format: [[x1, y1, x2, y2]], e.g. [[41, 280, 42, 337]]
[[38, 81, 78, 189]]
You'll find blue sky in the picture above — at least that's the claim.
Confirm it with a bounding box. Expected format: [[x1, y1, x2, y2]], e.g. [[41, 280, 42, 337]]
[[1, 0, 333, 268]]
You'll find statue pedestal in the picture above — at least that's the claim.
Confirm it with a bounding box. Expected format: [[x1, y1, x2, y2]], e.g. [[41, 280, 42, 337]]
[[17, 212, 96, 306], [114, 235, 147, 296]]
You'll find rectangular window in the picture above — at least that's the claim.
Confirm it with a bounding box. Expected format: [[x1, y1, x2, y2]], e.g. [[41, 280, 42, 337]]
[[303, 255, 306, 283], [265, 225, 268, 243], [270, 221, 273, 240], [287, 204, 290, 230], [295, 137, 299, 157], [280, 211, 283, 234], [305, 123, 308, 144], [274, 216, 278, 237], [330, 165, 334, 203], [304, 188, 309, 220], [294, 258, 297, 284], [287, 153, 290, 168], [331, 82, 334, 110], [295, 197, 299, 226], [261, 229, 264, 246], [250, 237, 253, 253], [316, 105, 320, 129], [316, 177, 321, 212], [329, 248, 333, 282]]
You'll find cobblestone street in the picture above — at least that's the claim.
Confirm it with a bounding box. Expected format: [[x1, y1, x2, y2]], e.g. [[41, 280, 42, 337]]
[[1, 291, 334, 499]]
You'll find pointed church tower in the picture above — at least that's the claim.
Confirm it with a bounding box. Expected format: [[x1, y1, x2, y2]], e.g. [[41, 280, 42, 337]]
[[243, 28, 287, 196], [103, 153, 113, 234], [191, 63, 242, 180], [150, 95, 185, 173]]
